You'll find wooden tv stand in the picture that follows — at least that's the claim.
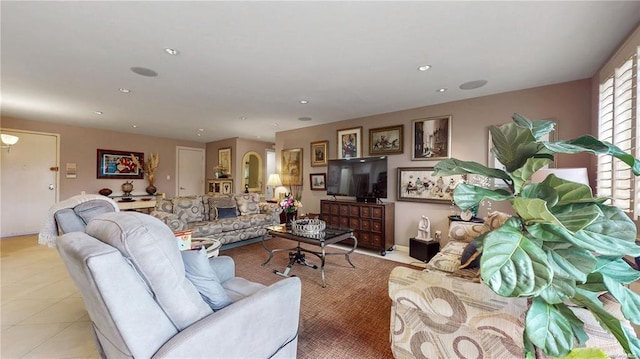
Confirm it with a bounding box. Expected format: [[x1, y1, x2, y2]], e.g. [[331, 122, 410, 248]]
[[319, 199, 394, 256]]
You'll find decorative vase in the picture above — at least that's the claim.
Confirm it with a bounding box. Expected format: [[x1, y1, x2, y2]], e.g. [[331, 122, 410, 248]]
[[121, 181, 134, 197], [98, 188, 112, 196], [285, 211, 297, 229], [145, 184, 157, 195]]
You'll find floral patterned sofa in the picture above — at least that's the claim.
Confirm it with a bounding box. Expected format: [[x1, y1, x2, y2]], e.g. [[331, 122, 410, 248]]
[[388, 211, 633, 358], [150, 193, 281, 245]]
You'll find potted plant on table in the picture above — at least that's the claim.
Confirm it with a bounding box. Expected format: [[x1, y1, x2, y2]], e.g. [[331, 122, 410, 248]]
[[433, 113, 640, 358], [280, 192, 302, 228]]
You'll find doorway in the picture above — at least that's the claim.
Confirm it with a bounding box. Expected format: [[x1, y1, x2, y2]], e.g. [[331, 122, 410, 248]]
[[1, 129, 59, 237], [176, 146, 205, 196]]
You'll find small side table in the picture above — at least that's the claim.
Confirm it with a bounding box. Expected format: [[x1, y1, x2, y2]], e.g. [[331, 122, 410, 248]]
[[409, 238, 440, 263], [191, 238, 222, 258]]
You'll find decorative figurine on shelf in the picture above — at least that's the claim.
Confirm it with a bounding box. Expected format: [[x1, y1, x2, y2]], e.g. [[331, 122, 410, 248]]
[[121, 181, 133, 199], [416, 215, 431, 241]]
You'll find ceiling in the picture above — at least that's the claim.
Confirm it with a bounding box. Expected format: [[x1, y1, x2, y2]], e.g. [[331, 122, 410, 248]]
[[2, 1, 639, 143]]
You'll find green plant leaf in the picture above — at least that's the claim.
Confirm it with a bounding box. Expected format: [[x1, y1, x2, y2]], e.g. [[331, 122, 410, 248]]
[[433, 158, 512, 182], [451, 183, 513, 211], [543, 242, 596, 283], [573, 204, 640, 256], [556, 304, 589, 347], [513, 198, 562, 226], [525, 297, 574, 357], [481, 218, 552, 297], [602, 275, 640, 324], [551, 203, 603, 233], [520, 183, 559, 208], [511, 113, 556, 140], [594, 256, 640, 284], [490, 123, 539, 173], [539, 275, 575, 304], [540, 174, 602, 206], [573, 288, 640, 358], [578, 272, 607, 292], [562, 348, 609, 359], [511, 157, 553, 194], [543, 135, 640, 175]]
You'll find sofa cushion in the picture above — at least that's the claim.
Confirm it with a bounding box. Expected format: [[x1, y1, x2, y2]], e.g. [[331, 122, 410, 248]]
[[156, 198, 173, 213], [74, 200, 115, 225], [181, 248, 232, 310], [426, 252, 460, 273], [86, 212, 212, 330], [208, 196, 238, 220], [217, 207, 238, 219], [173, 196, 205, 223], [55, 208, 87, 234], [234, 193, 261, 215]]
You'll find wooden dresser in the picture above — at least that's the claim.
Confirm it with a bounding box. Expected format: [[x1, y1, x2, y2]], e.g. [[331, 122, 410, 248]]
[[320, 199, 394, 255]]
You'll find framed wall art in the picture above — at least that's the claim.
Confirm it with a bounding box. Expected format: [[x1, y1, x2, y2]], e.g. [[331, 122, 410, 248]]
[[411, 115, 452, 160], [309, 173, 327, 190], [310, 140, 329, 167], [397, 167, 464, 203], [281, 148, 303, 185], [337, 126, 363, 159], [218, 147, 232, 177], [97, 149, 144, 179], [369, 124, 403, 155]]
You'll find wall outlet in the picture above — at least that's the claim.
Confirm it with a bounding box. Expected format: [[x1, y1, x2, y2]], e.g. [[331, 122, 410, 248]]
[[166, 175, 170, 180]]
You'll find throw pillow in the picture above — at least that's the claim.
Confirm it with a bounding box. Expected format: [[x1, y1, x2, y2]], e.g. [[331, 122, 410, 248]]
[[234, 193, 260, 215], [172, 196, 205, 223], [216, 207, 237, 219], [208, 196, 237, 220], [460, 241, 481, 269], [425, 252, 460, 273], [181, 248, 232, 311]]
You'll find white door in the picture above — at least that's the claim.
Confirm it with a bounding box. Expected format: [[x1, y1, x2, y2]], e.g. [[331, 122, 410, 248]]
[[176, 147, 205, 196], [1, 130, 59, 237]]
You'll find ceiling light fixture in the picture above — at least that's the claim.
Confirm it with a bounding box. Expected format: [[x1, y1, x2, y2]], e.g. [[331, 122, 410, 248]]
[[300, 100, 308, 104], [437, 88, 447, 93], [94, 111, 103, 115], [460, 80, 488, 90], [241, 116, 247, 120], [132, 125, 137, 128], [119, 88, 131, 93], [164, 48, 180, 56], [198, 128, 204, 132], [418, 65, 432, 71], [1, 134, 19, 152]]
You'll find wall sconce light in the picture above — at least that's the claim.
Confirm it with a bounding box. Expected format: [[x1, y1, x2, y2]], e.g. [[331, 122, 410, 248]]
[[1, 134, 19, 152]]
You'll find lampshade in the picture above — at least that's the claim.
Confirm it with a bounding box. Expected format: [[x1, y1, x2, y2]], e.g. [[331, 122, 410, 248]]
[[1, 134, 19, 146], [267, 173, 283, 187], [530, 168, 589, 186]]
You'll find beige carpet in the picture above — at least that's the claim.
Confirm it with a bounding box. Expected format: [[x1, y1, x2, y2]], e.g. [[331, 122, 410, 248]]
[[222, 237, 415, 359]]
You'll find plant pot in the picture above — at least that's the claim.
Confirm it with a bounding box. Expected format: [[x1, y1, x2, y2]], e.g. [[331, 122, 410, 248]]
[[285, 211, 297, 229]]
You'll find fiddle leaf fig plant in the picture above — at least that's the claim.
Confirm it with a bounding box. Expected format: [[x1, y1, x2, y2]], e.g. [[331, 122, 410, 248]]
[[434, 113, 640, 358]]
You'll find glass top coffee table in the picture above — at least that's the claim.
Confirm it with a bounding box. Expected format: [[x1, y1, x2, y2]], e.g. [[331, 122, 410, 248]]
[[261, 224, 357, 287]]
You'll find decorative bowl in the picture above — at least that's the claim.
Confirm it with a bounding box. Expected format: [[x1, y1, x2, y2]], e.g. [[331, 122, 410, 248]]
[[98, 188, 112, 196]]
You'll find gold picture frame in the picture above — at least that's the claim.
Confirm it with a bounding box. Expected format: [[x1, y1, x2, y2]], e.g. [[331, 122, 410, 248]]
[[310, 140, 329, 167], [218, 147, 232, 177], [281, 148, 303, 185]]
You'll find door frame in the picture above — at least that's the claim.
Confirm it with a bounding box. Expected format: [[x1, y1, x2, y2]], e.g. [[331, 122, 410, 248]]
[[175, 146, 206, 196]]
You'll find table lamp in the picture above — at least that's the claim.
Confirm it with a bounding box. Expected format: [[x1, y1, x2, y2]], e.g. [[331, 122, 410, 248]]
[[267, 173, 283, 200]]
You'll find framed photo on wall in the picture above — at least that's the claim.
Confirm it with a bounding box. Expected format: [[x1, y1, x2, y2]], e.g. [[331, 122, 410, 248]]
[[397, 167, 464, 203], [218, 147, 232, 177], [309, 173, 327, 190], [411, 115, 452, 160], [281, 148, 303, 185], [310, 140, 329, 167], [97, 149, 144, 179], [337, 126, 363, 159], [369, 125, 403, 155]]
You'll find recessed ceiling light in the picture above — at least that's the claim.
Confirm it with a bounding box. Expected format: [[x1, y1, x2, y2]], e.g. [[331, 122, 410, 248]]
[[94, 111, 103, 115], [460, 80, 488, 90], [272, 122, 280, 128], [300, 100, 308, 104], [132, 125, 137, 128], [298, 117, 312, 121], [130, 67, 158, 77], [197, 133, 201, 137], [241, 116, 247, 120], [437, 88, 447, 93], [164, 48, 180, 56], [119, 88, 131, 93], [418, 65, 432, 71], [198, 128, 204, 132]]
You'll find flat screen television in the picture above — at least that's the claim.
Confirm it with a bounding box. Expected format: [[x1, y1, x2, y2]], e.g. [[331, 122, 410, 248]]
[[326, 156, 388, 202]]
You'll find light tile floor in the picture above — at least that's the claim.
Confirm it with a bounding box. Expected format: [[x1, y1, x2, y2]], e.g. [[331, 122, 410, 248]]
[[1, 234, 421, 358]]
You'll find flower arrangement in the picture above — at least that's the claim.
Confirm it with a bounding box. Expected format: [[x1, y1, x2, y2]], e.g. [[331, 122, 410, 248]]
[[279, 193, 302, 214]]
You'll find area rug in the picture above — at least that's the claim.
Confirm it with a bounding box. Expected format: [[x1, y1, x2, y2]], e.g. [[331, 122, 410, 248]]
[[222, 238, 416, 359]]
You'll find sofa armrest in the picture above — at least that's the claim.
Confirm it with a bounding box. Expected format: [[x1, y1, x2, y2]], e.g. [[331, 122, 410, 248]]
[[150, 211, 185, 232], [153, 277, 301, 359], [260, 202, 282, 216]]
